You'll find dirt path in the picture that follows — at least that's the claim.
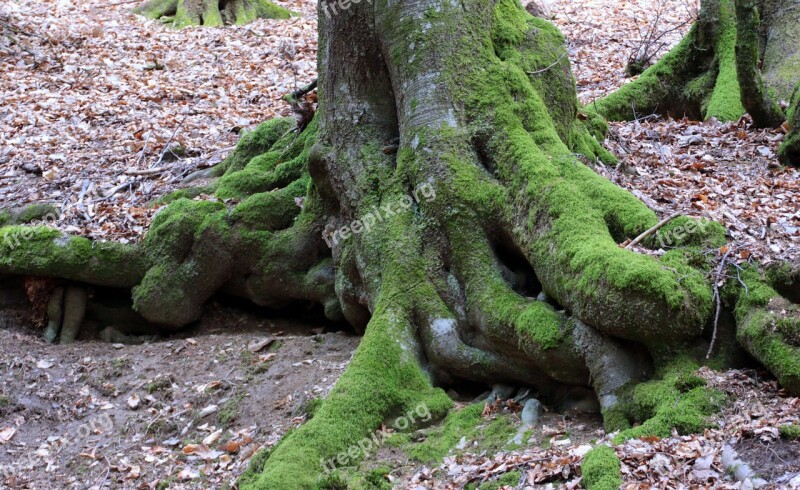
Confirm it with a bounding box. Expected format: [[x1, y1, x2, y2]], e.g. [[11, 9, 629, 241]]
[[0, 305, 358, 489]]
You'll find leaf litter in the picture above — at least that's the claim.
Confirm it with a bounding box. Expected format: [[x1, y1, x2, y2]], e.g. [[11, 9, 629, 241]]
[[1, 0, 799, 488]]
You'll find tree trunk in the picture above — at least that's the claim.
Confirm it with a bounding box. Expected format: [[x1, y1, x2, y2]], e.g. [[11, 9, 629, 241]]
[[2, 0, 799, 487], [133, 0, 292, 27], [595, 0, 798, 131]]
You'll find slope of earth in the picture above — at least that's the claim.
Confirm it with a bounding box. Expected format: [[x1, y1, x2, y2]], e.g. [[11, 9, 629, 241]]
[[0, 304, 358, 489]]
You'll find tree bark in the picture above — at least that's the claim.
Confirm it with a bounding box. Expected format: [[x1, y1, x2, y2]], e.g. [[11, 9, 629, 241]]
[[1, 0, 799, 487], [133, 0, 292, 27]]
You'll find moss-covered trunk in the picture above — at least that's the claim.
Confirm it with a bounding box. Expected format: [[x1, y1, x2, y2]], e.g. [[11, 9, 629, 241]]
[[2, 0, 800, 487], [133, 0, 292, 27], [595, 0, 799, 133]]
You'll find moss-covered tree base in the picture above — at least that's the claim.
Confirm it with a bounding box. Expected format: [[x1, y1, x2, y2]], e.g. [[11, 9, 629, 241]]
[[134, 0, 293, 28], [2, 0, 800, 488]]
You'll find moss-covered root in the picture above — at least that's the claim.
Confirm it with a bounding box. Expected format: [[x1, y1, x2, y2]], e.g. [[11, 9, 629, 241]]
[[134, 0, 292, 28], [779, 88, 800, 166], [735, 268, 800, 394], [612, 359, 724, 443], [241, 303, 452, 489], [595, 0, 745, 122], [734, 0, 785, 128], [581, 446, 622, 490], [0, 227, 147, 287]]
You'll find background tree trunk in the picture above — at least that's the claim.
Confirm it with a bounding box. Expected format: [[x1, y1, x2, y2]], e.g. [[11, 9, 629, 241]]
[[595, 0, 799, 130], [134, 0, 292, 27]]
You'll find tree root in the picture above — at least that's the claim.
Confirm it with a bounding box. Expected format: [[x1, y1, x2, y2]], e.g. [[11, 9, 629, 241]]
[[735, 267, 800, 393], [133, 0, 293, 28]]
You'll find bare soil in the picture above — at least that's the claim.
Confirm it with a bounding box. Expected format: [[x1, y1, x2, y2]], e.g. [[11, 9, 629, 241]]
[[0, 303, 359, 489]]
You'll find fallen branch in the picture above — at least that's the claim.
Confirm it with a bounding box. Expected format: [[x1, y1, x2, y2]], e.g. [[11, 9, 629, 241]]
[[125, 167, 169, 176], [707, 245, 735, 359], [528, 49, 569, 75], [625, 211, 681, 249]]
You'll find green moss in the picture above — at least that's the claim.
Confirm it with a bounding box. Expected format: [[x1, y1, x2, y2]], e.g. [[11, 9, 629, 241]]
[[779, 424, 800, 440], [136, 0, 292, 27], [581, 446, 622, 490], [647, 217, 727, 249], [219, 118, 295, 175], [478, 470, 521, 490], [738, 308, 800, 394], [613, 359, 724, 443], [779, 87, 800, 166], [243, 300, 452, 489], [216, 118, 315, 199], [0, 226, 145, 286], [404, 403, 482, 462], [237, 444, 277, 489], [601, 406, 631, 433], [776, 315, 800, 346], [345, 466, 393, 490], [231, 177, 307, 230], [151, 185, 216, 206], [408, 404, 518, 463], [219, 392, 245, 427], [704, 0, 746, 121], [595, 29, 695, 121]]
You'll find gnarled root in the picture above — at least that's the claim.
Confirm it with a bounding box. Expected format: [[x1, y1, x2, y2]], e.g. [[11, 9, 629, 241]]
[[735, 268, 800, 393]]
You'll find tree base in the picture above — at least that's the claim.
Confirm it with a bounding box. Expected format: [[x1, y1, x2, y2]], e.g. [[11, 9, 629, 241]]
[[3, 1, 800, 487], [134, 0, 293, 28]]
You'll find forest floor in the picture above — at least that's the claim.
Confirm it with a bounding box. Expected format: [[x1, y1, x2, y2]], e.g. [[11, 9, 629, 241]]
[[1, 0, 799, 488]]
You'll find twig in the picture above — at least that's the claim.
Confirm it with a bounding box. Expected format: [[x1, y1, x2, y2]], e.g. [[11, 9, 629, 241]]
[[107, 0, 141, 6], [152, 101, 199, 168], [124, 167, 169, 176], [707, 246, 735, 359], [101, 179, 138, 199], [528, 49, 569, 75], [625, 211, 681, 249], [283, 78, 317, 105]]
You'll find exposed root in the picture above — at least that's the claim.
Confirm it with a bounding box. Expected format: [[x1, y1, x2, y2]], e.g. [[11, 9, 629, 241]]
[[1, 2, 798, 488], [735, 267, 800, 394]]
